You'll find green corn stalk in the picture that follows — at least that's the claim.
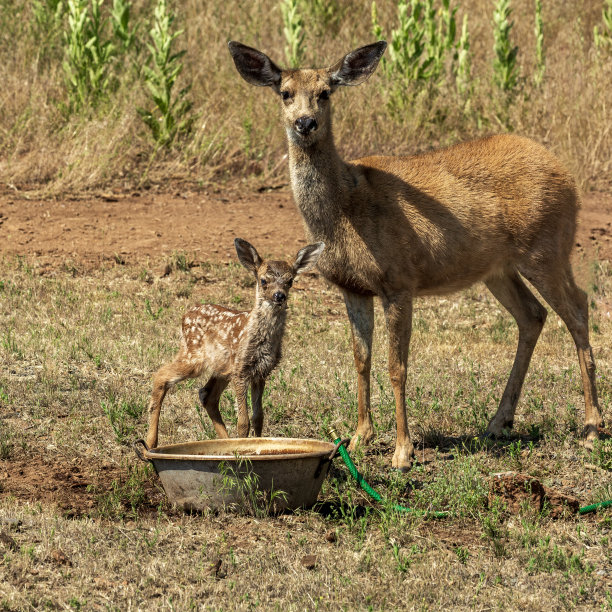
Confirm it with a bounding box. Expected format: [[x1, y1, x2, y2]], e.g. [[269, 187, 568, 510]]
[[534, 0, 545, 86], [594, 0, 612, 53], [280, 0, 306, 68], [137, 0, 193, 147], [63, 0, 115, 110], [492, 0, 519, 93]]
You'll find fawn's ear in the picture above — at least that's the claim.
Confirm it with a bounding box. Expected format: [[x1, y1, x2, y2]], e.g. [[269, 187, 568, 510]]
[[328, 41, 387, 89], [293, 242, 325, 275], [234, 238, 263, 276], [228, 41, 282, 92]]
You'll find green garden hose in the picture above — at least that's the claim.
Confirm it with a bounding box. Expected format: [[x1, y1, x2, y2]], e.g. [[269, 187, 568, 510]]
[[578, 499, 612, 515], [328, 430, 611, 518], [329, 430, 448, 519]]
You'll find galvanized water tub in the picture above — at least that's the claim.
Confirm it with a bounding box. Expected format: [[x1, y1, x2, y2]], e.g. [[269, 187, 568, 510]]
[[134, 438, 336, 513]]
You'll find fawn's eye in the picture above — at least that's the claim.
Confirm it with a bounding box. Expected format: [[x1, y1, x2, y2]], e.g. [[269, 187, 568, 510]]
[[287, 279, 293, 288], [318, 90, 330, 100], [260, 278, 267, 287], [280, 91, 291, 100]]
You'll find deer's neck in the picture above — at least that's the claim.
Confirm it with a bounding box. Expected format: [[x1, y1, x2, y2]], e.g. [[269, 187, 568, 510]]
[[287, 130, 350, 241], [240, 301, 287, 374]]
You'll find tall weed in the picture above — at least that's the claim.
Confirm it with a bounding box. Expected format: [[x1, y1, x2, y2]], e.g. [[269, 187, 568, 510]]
[[492, 0, 518, 94], [280, 0, 306, 68], [371, 0, 464, 116], [137, 0, 193, 146], [63, 0, 115, 111]]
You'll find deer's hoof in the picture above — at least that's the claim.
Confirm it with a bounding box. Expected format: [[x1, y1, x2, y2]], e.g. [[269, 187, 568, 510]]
[[392, 444, 414, 472], [485, 416, 514, 438], [348, 427, 374, 452]]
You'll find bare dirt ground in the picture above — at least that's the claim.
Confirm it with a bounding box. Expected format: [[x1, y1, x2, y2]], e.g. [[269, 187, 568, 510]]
[[1, 187, 611, 268]]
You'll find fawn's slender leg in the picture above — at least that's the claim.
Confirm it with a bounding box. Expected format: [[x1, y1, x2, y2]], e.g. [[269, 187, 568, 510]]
[[342, 290, 375, 451], [382, 292, 415, 471], [485, 272, 548, 436], [146, 359, 198, 448], [525, 264, 603, 444], [251, 379, 265, 437], [199, 376, 230, 439], [234, 378, 250, 438]]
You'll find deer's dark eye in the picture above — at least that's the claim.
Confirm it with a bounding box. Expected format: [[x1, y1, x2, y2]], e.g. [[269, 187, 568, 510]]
[[319, 90, 330, 100], [287, 279, 293, 288], [260, 278, 267, 287], [280, 91, 291, 100]]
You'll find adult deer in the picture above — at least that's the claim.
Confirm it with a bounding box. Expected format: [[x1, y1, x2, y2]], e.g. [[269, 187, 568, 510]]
[[228, 40, 603, 470]]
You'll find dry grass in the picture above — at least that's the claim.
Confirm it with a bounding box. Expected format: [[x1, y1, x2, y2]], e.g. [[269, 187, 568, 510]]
[[1, 254, 611, 609], [0, 0, 611, 194]]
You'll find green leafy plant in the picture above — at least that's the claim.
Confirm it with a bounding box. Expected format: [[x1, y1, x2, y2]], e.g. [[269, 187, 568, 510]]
[[371, 0, 464, 114], [137, 0, 193, 146], [492, 0, 519, 93], [217, 456, 287, 517], [63, 0, 116, 110], [110, 0, 135, 54], [280, 0, 306, 68], [455, 13, 471, 94], [31, 0, 65, 62], [591, 438, 612, 471], [91, 462, 152, 519], [145, 299, 164, 320], [594, 0, 612, 53], [533, 0, 545, 86], [101, 394, 145, 444]]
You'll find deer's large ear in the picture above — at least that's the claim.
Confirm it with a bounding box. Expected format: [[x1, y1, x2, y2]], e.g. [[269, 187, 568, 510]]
[[293, 242, 325, 275], [235, 238, 263, 276], [328, 41, 387, 88], [228, 41, 282, 92]]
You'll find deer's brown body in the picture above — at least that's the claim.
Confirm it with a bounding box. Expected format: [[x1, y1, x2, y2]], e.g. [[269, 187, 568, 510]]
[[229, 41, 603, 469], [145, 239, 324, 448]]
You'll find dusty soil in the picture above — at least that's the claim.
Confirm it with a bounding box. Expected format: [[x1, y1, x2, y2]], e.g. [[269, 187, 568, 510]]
[[1, 187, 611, 268], [0, 455, 165, 518]]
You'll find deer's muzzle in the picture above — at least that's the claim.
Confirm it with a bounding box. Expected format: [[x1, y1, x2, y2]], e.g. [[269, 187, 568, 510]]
[[295, 116, 318, 135]]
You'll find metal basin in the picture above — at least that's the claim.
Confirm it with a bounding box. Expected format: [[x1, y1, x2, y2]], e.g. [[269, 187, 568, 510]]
[[135, 438, 336, 513]]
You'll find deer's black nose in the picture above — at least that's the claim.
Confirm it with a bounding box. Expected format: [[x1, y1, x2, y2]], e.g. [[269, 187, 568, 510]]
[[295, 116, 317, 135], [273, 291, 287, 304]]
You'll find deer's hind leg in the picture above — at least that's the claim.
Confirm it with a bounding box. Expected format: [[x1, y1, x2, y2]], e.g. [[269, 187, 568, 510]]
[[146, 359, 202, 448], [485, 272, 548, 437], [199, 376, 230, 439], [522, 264, 603, 444]]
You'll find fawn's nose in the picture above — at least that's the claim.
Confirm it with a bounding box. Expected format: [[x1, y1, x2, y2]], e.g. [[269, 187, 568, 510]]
[[273, 291, 287, 304], [295, 116, 317, 135]]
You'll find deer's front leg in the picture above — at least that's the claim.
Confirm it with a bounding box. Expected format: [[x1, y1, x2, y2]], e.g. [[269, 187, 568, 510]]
[[250, 379, 265, 437], [382, 293, 415, 471], [342, 290, 375, 450], [234, 379, 250, 438]]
